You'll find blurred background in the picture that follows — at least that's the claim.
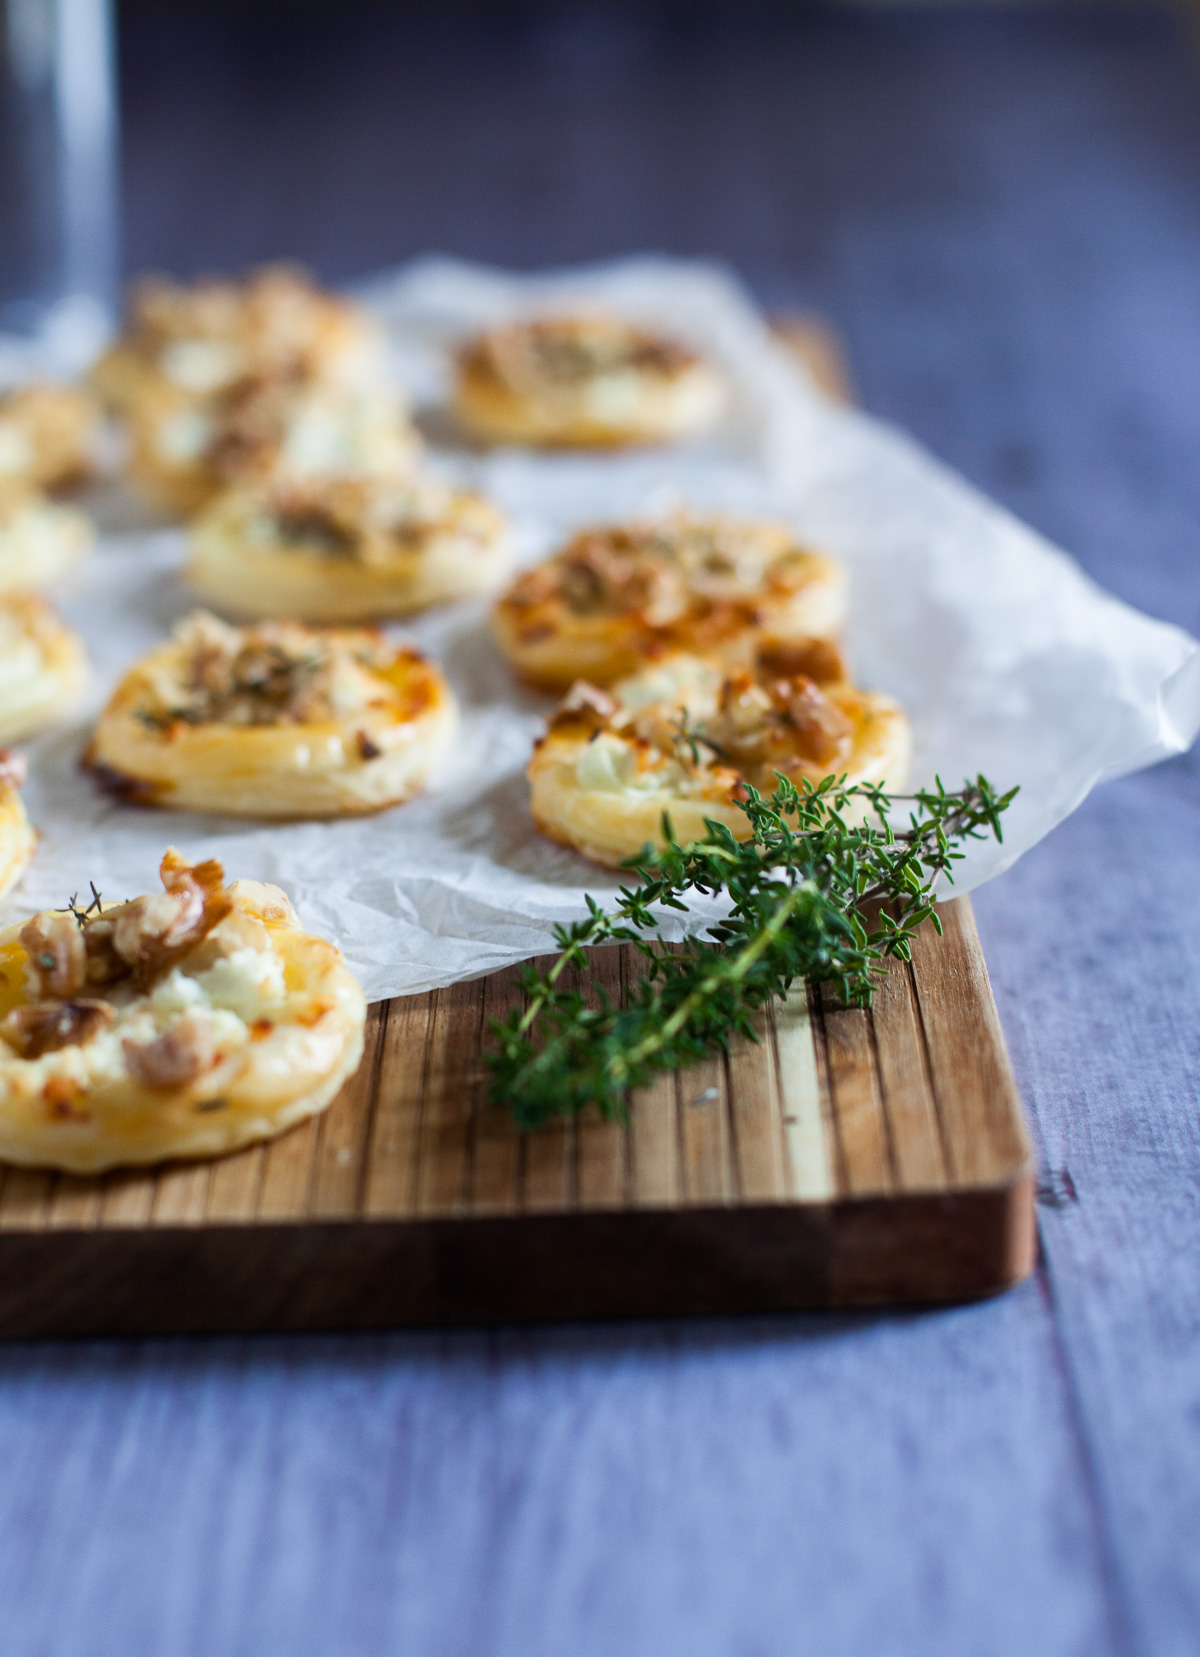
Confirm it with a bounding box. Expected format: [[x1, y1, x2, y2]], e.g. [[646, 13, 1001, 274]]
[[90, 0, 1200, 643], [3, 0, 1199, 614]]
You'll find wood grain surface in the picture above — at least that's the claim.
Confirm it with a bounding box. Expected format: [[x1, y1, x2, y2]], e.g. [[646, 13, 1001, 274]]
[[0, 318, 1033, 1336], [0, 896, 1034, 1337]]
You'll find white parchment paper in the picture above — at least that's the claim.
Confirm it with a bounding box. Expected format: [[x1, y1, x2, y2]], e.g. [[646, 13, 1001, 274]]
[[10, 256, 1200, 1000]]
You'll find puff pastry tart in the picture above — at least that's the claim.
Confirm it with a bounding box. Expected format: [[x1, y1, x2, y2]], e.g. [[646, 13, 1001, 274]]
[[0, 850, 366, 1173], [86, 611, 457, 818], [0, 751, 35, 902], [0, 592, 87, 745], [0, 480, 92, 594], [187, 472, 510, 622], [125, 375, 419, 519], [0, 384, 100, 492], [454, 314, 724, 448], [529, 639, 910, 867], [93, 264, 384, 416], [493, 514, 847, 693]]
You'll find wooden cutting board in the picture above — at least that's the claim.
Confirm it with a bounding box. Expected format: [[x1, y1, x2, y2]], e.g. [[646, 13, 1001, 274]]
[[0, 321, 1035, 1338]]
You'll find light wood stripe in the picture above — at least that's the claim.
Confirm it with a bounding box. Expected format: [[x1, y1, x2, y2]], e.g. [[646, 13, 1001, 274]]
[[467, 966, 524, 1214], [819, 985, 893, 1198], [361, 989, 432, 1218], [774, 987, 835, 1202], [0, 900, 1027, 1241], [310, 1003, 387, 1219], [679, 1053, 733, 1205], [628, 1072, 678, 1207], [573, 946, 627, 1209]]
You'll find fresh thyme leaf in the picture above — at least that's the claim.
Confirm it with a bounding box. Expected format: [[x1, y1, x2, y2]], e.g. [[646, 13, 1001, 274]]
[[486, 773, 1017, 1130]]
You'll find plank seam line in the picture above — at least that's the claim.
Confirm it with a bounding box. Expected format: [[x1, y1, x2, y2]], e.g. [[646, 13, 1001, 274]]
[[906, 951, 958, 1186], [1035, 1250, 1140, 1657], [808, 983, 847, 1197], [353, 1000, 391, 1219], [411, 988, 440, 1216], [767, 1000, 790, 1194], [864, 998, 900, 1192], [461, 980, 490, 1213], [618, 946, 634, 1208], [722, 1046, 743, 1202]]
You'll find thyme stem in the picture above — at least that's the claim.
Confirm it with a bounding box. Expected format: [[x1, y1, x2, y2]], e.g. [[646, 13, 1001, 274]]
[[487, 772, 1017, 1130]]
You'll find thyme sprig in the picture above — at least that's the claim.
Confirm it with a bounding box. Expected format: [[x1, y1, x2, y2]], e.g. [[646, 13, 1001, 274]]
[[487, 773, 1017, 1129]]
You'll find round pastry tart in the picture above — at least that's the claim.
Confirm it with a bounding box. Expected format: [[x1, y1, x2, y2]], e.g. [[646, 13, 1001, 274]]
[[0, 384, 100, 492], [86, 611, 458, 818], [0, 751, 36, 903], [0, 480, 92, 595], [454, 313, 724, 448], [125, 375, 418, 519], [187, 472, 511, 622], [0, 850, 366, 1173], [493, 514, 847, 693], [528, 638, 911, 867], [93, 264, 384, 416], [0, 591, 87, 745]]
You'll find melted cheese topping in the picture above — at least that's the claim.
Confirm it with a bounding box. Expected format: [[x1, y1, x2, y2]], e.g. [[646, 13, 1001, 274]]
[[88, 611, 457, 817], [187, 472, 511, 622], [0, 384, 98, 491], [0, 590, 87, 745], [0, 865, 366, 1173], [455, 313, 724, 448], [94, 265, 385, 415], [493, 514, 847, 692], [528, 649, 911, 867], [0, 483, 92, 594], [127, 377, 419, 518]]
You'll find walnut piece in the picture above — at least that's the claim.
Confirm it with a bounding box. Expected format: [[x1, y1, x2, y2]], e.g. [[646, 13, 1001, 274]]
[[1, 999, 114, 1059], [124, 1014, 215, 1090], [108, 851, 232, 989], [21, 912, 87, 1000], [21, 851, 234, 1005], [0, 749, 27, 791]]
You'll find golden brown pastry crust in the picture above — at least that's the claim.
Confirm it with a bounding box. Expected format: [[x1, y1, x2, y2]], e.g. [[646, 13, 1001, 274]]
[[93, 264, 383, 415], [0, 384, 100, 492], [187, 473, 511, 622], [0, 482, 92, 597], [454, 313, 724, 448], [493, 515, 847, 693], [86, 612, 458, 818], [0, 754, 35, 902], [528, 645, 910, 867], [0, 853, 366, 1173], [124, 376, 418, 518], [0, 591, 88, 745]]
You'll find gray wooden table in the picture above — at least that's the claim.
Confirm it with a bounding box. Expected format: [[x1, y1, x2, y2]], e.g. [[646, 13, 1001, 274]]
[[3, 4, 1197, 1651]]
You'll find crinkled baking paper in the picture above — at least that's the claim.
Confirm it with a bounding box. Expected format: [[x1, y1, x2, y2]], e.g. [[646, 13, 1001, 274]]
[[7, 257, 1199, 1000]]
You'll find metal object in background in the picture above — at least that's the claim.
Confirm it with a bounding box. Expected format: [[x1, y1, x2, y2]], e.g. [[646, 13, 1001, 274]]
[[0, 0, 118, 353]]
